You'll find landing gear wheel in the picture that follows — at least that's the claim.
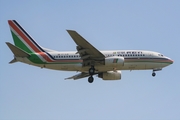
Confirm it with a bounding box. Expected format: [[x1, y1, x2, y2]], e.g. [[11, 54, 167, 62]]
[[88, 76, 94, 83], [152, 72, 156, 77], [89, 66, 95, 75]]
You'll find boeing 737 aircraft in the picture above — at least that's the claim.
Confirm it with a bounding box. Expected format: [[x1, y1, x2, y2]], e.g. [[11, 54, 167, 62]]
[[6, 20, 173, 83]]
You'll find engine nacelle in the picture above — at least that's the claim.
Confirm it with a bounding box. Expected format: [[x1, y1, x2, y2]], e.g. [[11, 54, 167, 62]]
[[105, 56, 124, 67], [98, 71, 122, 80]]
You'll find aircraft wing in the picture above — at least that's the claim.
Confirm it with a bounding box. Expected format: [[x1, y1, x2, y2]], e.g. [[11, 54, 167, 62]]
[[65, 72, 90, 80], [67, 30, 105, 66]]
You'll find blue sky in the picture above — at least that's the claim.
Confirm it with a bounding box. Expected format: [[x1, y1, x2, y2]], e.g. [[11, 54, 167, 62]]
[[0, 0, 180, 120]]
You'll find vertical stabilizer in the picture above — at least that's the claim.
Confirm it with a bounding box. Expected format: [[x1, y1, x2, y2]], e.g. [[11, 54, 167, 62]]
[[8, 20, 45, 54]]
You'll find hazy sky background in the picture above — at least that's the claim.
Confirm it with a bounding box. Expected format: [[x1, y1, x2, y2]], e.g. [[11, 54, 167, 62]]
[[1, 0, 180, 120]]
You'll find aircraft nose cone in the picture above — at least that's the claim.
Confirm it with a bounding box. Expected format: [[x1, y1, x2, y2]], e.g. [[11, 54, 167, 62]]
[[170, 59, 174, 64], [167, 57, 173, 64]]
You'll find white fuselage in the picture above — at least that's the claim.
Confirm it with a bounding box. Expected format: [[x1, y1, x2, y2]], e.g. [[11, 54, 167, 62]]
[[16, 50, 173, 73], [7, 20, 174, 82]]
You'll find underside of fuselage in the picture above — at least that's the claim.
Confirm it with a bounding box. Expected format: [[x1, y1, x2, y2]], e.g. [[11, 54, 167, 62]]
[[16, 57, 169, 72]]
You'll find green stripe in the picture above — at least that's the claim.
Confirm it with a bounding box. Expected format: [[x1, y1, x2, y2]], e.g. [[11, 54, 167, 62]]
[[28, 54, 45, 64], [115, 59, 118, 63], [11, 31, 45, 64], [45, 62, 82, 64], [11, 30, 33, 53], [125, 61, 172, 64]]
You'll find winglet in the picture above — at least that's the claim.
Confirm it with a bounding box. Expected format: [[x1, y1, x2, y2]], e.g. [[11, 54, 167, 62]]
[[6, 42, 30, 57]]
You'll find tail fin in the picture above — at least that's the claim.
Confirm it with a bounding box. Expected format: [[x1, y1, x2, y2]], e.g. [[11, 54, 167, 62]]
[[8, 20, 45, 53]]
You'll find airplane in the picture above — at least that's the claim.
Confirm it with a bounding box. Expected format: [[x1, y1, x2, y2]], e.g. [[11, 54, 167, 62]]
[[6, 20, 173, 83]]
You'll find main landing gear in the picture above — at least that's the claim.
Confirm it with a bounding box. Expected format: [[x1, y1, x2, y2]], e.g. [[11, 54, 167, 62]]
[[88, 66, 95, 83], [88, 76, 94, 83]]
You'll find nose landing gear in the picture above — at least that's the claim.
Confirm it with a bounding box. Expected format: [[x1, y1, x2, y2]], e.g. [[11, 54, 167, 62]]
[[152, 72, 156, 77], [152, 69, 162, 77]]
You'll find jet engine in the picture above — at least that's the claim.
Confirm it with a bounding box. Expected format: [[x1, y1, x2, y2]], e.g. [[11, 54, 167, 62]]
[[105, 56, 124, 67], [98, 71, 122, 80]]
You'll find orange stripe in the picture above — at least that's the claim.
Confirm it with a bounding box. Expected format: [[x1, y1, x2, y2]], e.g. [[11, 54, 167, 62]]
[[8, 21, 41, 53], [38, 52, 54, 62]]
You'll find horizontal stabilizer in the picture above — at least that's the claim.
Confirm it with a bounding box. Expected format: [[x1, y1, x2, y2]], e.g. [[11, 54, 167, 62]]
[[6, 42, 30, 57], [9, 58, 18, 64]]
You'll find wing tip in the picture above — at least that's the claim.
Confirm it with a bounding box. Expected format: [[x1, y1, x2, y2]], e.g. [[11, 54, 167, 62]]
[[64, 77, 73, 80], [5, 42, 12, 47], [66, 30, 76, 33]]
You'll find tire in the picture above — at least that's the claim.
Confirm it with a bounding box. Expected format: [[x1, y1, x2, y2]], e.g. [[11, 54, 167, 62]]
[[152, 73, 156, 77], [88, 76, 94, 83]]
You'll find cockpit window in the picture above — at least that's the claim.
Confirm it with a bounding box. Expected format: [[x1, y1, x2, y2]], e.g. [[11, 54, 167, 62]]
[[158, 54, 164, 57]]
